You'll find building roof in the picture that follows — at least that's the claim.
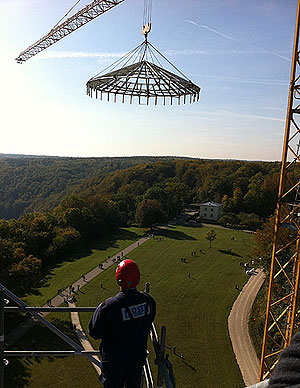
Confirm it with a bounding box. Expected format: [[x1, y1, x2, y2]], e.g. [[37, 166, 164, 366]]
[[200, 201, 222, 207]]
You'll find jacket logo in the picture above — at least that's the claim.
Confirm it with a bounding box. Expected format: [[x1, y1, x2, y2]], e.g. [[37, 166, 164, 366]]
[[121, 302, 149, 321]]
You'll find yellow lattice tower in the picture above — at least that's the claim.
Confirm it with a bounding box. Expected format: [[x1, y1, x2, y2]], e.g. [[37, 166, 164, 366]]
[[259, 0, 300, 380]]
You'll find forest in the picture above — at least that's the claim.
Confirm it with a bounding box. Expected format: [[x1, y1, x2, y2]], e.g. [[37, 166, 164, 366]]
[[0, 156, 283, 295], [0, 155, 180, 219]]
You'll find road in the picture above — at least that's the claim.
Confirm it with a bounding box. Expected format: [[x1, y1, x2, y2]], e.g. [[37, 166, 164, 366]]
[[228, 270, 265, 386]]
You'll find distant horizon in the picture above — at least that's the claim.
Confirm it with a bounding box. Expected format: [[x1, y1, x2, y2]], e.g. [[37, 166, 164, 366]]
[[0, 152, 281, 163]]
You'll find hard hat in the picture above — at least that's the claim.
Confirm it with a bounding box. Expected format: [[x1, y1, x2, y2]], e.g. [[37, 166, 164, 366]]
[[116, 259, 140, 289]]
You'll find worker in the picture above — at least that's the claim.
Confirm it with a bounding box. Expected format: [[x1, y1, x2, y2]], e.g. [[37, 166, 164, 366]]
[[89, 259, 156, 388], [267, 331, 300, 388]]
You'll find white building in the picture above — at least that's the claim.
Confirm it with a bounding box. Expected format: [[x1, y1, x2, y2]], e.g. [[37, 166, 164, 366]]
[[190, 201, 222, 222]]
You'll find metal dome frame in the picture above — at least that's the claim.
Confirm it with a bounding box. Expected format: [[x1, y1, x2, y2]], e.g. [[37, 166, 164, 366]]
[[86, 40, 200, 105]]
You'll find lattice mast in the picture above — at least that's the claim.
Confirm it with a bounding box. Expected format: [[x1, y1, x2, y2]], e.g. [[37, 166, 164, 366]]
[[15, 0, 124, 63], [259, 0, 300, 380]]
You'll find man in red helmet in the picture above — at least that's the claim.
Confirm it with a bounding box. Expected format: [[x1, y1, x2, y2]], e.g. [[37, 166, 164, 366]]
[[89, 259, 156, 388]]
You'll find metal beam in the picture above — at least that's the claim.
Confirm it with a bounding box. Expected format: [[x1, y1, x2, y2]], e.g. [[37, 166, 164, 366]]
[[5, 307, 96, 312], [5, 351, 100, 357], [0, 288, 4, 388], [15, 0, 124, 63], [0, 284, 101, 369]]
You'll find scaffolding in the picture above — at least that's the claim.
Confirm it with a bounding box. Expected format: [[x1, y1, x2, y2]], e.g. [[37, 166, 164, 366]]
[[0, 284, 175, 388]]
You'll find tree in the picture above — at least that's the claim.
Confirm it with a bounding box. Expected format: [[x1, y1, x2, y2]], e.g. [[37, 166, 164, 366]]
[[52, 226, 81, 255], [253, 216, 295, 274], [218, 212, 239, 228], [206, 229, 217, 248], [9, 254, 42, 289], [135, 199, 167, 227], [231, 187, 243, 213], [237, 212, 262, 231]]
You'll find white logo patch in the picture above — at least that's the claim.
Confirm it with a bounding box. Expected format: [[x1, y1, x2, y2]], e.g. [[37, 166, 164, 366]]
[[121, 302, 149, 321]]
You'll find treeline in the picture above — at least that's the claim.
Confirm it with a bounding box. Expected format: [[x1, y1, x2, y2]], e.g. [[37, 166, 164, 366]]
[[78, 159, 282, 227], [0, 195, 120, 293], [0, 155, 181, 219]]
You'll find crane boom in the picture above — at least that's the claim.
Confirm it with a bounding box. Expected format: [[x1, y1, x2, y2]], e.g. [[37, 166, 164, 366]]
[[15, 0, 125, 63]]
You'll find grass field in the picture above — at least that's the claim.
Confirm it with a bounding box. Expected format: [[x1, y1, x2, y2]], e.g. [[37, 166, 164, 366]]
[[8, 225, 254, 388], [24, 227, 146, 307]]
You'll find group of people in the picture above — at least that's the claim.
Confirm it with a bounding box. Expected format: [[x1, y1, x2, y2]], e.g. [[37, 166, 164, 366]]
[[57, 284, 80, 296], [51, 254, 130, 309]]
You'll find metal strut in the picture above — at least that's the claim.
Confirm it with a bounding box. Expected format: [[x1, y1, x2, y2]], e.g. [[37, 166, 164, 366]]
[[0, 283, 175, 388], [15, 0, 125, 63], [259, 0, 300, 380]]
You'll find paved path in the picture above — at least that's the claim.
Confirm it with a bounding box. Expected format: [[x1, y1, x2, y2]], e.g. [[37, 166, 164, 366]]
[[228, 270, 265, 386], [69, 301, 101, 376], [5, 237, 149, 347]]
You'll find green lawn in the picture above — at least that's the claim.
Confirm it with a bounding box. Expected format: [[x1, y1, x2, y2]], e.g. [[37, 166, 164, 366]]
[[24, 227, 146, 307], [8, 225, 254, 388], [6, 312, 98, 388]]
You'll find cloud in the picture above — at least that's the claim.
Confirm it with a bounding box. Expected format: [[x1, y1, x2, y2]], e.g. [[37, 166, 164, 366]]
[[185, 20, 291, 62], [201, 74, 288, 87], [250, 45, 291, 62], [216, 109, 285, 122], [164, 48, 290, 65], [38, 50, 125, 60], [185, 20, 239, 42], [164, 49, 217, 56], [175, 107, 284, 124]]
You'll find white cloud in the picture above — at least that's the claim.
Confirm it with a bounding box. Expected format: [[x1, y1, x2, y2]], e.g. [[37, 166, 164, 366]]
[[185, 20, 291, 63], [216, 109, 285, 122], [198, 74, 288, 87], [38, 50, 125, 60], [185, 20, 239, 42]]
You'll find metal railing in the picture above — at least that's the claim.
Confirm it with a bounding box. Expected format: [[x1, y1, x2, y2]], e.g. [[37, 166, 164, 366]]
[[0, 283, 175, 388]]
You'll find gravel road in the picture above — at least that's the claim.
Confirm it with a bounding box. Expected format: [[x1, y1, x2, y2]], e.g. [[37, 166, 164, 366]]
[[228, 270, 265, 386]]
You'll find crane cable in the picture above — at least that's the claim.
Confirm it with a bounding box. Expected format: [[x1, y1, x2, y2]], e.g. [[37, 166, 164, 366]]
[[52, 0, 82, 30], [143, 0, 152, 26], [142, 0, 152, 39]]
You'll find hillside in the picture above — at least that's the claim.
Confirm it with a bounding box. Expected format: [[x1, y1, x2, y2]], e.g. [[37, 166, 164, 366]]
[[0, 155, 283, 223], [0, 155, 182, 219], [75, 158, 282, 222]]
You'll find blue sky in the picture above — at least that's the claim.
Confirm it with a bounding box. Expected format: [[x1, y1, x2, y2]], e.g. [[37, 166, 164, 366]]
[[0, 0, 297, 160]]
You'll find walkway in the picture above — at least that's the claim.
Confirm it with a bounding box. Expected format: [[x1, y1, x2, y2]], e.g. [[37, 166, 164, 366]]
[[5, 236, 149, 347], [228, 270, 265, 386], [69, 301, 101, 376]]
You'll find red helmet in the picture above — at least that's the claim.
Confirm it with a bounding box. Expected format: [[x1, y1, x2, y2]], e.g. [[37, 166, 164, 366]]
[[116, 259, 140, 289]]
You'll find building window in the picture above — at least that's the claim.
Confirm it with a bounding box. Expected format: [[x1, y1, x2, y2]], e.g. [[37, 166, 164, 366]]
[[210, 214, 213, 218]]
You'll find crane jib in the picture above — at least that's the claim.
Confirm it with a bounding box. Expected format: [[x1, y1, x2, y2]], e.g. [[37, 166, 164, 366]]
[[15, 0, 125, 63]]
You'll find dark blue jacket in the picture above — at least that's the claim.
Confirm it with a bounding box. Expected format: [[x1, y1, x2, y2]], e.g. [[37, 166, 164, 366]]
[[89, 289, 156, 362], [268, 332, 300, 388]]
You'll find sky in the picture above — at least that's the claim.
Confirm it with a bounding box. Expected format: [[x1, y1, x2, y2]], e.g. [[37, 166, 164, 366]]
[[0, 0, 297, 161]]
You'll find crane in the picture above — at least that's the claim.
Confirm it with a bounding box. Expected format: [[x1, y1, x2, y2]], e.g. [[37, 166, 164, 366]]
[[15, 0, 125, 63], [259, 0, 300, 381], [14, 0, 300, 382]]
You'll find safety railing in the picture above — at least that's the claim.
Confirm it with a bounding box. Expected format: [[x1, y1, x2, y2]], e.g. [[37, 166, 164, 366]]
[[0, 283, 175, 388]]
